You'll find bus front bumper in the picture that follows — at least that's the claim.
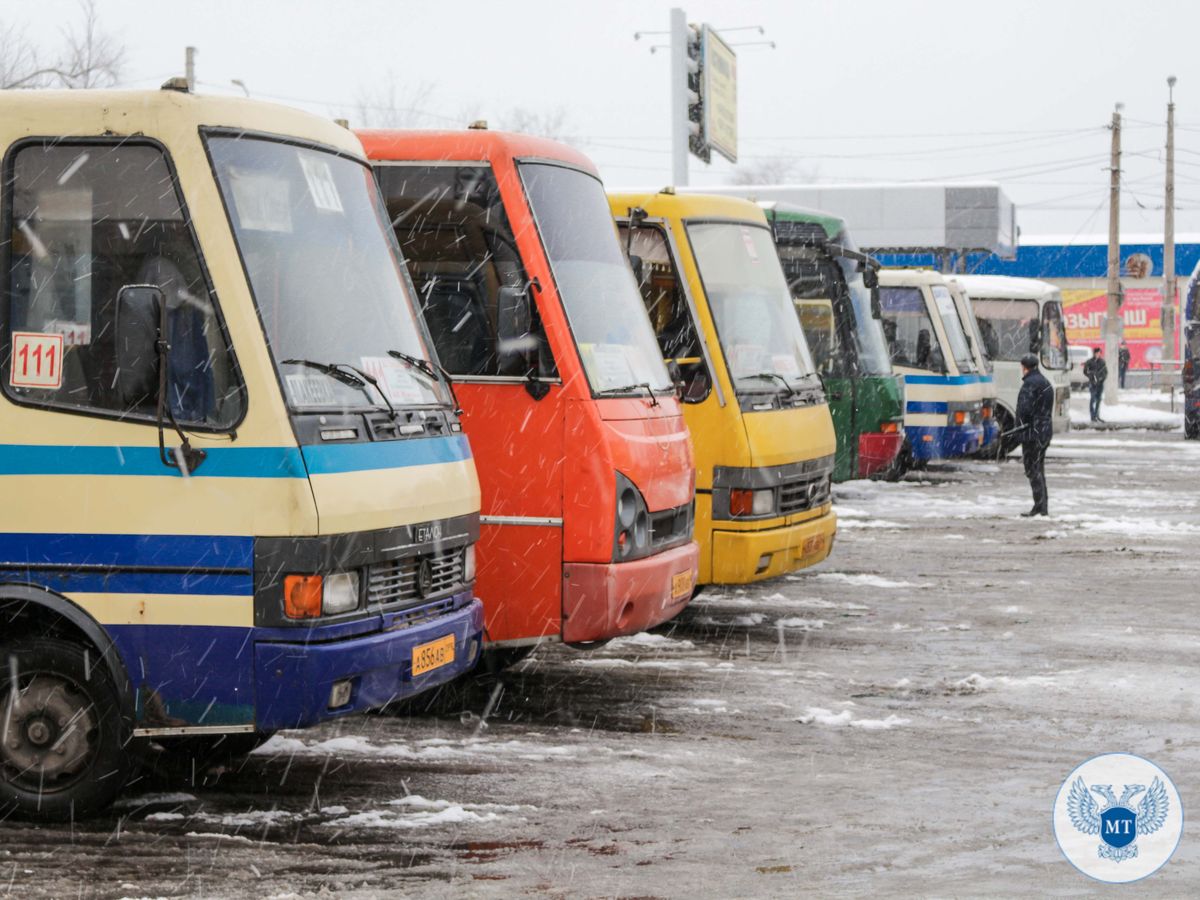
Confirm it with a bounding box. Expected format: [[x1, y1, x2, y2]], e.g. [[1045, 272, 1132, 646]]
[[709, 509, 836, 584], [253, 594, 483, 732], [561, 541, 699, 643], [858, 432, 905, 478], [907, 424, 985, 460]]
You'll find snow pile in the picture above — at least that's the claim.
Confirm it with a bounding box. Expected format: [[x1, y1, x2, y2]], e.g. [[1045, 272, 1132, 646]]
[[776, 617, 826, 631], [323, 795, 533, 830], [813, 572, 919, 589], [796, 706, 910, 730], [1054, 513, 1200, 537], [1069, 396, 1182, 429], [607, 632, 695, 651]]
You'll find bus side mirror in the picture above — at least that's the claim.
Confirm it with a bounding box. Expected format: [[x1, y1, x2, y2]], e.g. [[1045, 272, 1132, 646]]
[[115, 284, 165, 407], [496, 284, 534, 375], [862, 267, 879, 290], [870, 288, 883, 320]]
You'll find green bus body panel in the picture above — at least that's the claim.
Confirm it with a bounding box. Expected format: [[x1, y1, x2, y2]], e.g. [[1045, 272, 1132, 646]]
[[826, 373, 905, 482]]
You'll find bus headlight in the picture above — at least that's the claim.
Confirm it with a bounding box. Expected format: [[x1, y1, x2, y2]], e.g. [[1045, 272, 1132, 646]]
[[463, 544, 476, 582], [730, 488, 776, 517], [613, 472, 651, 561], [322, 572, 360, 615]]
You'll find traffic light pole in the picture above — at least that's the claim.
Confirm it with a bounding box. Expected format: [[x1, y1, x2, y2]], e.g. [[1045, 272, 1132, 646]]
[[670, 7, 689, 186]]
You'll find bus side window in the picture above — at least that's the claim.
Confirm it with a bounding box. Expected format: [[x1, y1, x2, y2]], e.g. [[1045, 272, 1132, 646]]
[[4, 141, 242, 428], [380, 165, 554, 381], [619, 224, 711, 402]]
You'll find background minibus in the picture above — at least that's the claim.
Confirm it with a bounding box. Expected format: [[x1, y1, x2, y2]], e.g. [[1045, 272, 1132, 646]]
[[759, 203, 905, 481], [1183, 260, 1200, 438], [611, 190, 837, 586], [0, 89, 484, 819], [878, 269, 985, 465], [359, 130, 699, 665], [943, 278, 1000, 453], [946, 275, 1071, 454]]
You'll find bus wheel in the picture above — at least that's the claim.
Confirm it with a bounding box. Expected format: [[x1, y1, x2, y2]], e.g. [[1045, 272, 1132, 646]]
[[880, 440, 911, 482], [0, 639, 131, 821], [1186, 415, 1199, 440]]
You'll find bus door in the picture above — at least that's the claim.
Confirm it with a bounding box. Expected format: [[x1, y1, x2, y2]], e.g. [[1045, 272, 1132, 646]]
[[376, 163, 564, 645]]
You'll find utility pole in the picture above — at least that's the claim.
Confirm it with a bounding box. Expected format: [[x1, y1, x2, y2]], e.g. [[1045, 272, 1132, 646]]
[[185, 46, 196, 92], [669, 8, 690, 186], [1163, 76, 1178, 375], [1105, 104, 1122, 406]]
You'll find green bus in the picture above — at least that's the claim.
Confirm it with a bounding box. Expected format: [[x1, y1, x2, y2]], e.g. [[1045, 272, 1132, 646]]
[[762, 203, 906, 481]]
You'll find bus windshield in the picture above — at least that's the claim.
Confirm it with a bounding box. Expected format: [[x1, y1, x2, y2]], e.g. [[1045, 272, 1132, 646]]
[[687, 221, 817, 396], [1041, 300, 1070, 370], [207, 135, 447, 412], [931, 285, 976, 373], [879, 286, 943, 371], [951, 290, 992, 374], [971, 298, 1040, 362], [520, 163, 672, 395]]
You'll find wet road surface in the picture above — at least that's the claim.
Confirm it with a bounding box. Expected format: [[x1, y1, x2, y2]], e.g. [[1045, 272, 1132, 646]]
[[4, 428, 1199, 898]]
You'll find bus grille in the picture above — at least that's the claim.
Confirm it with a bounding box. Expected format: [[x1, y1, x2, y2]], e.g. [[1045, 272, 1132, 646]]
[[368, 549, 464, 607], [649, 502, 693, 551], [779, 474, 832, 515]]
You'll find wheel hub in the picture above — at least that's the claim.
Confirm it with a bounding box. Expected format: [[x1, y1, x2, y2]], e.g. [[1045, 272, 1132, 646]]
[[2, 675, 96, 784]]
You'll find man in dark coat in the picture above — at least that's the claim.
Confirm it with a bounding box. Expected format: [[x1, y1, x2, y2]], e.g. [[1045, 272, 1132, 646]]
[[1015, 354, 1054, 517], [1083, 346, 1107, 422], [1118, 341, 1131, 389]]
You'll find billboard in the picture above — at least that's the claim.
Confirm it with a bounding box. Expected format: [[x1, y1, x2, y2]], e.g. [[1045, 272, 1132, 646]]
[[1061, 287, 1177, 369], [701, 25, 737, 164]]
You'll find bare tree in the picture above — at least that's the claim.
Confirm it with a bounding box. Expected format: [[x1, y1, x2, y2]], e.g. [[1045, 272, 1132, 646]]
[[0, 0, 124, 89], [348, 78, 440, 129], [730, 156, 817, 186], [501, 106, 579, 145]]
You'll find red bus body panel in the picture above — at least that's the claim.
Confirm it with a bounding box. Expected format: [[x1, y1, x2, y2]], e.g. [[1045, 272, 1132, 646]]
[[359, 130, 698, 646]]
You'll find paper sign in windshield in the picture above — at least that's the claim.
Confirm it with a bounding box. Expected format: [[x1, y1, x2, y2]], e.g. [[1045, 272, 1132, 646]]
[[299, 153, 344, 213], [585, 343, 638, 390], [360, 356, 424, 405], [10, 332, 64, 389], [230, 171, 293, 232], [285, 373, 336, 407]]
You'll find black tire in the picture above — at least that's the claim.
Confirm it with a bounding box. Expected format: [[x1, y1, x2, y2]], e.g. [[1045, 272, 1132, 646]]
[[0, 638, 132, 821], [993, 408, 1018, 459], [1186, 415, 1199, 440], [480, 645, 536, 675], [880, 440, 911, 482]]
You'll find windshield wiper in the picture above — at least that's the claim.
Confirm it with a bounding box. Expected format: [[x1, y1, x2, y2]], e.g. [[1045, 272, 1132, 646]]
[[387, 349, 462, 415], [740, 372, 796, 397], [282, 358, 396, 419], [597, 382, 660, 407]]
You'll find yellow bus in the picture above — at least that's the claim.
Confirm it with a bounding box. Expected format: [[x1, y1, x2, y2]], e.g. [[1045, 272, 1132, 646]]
[[611, 190, 837, 585]]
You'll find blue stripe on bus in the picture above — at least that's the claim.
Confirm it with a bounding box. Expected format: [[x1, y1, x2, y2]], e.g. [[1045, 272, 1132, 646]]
[[0, 436, 472, 479], [0, 569, 253, 595], [0, 533, 254, 571], [903, 374, 981, 386], [907, 401, 949, 414], [0, 445, 307, 479], [301, 434, 472, 474]]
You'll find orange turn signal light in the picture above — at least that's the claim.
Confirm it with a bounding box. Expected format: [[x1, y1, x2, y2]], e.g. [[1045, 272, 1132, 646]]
[[880, 421, 899, 434], [982, 406, 992, 419], [284, 574, 323, 619], [729, 488, 753, 517], [953, 411, 966, 425]]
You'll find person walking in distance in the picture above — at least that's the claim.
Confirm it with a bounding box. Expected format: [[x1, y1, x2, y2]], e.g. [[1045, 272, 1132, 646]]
[[1118, 340, 1131, 389], [1083, 346, 1107, 422], [1016, 354, 1054, 517]]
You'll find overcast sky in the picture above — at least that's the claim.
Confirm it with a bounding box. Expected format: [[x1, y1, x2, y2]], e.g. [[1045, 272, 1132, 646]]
[[12, 0, 1200, 240]]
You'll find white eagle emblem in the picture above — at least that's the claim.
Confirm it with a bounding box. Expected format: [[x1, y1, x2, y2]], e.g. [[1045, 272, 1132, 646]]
[[1068, 776, 1170, 863]]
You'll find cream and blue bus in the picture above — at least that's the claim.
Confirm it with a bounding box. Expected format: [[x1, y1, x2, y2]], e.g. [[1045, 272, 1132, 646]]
[[0, 88, 484, 819], [878, 270, 984, 466]]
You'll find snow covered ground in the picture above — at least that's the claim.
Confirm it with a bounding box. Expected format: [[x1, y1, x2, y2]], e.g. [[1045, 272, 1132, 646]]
[[4, 429, 1199, 897], [1069, 385, 1185, 430]]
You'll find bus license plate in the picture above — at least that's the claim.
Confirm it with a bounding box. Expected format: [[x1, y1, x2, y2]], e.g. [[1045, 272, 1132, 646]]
[[671, 570, 693, 599], [412, 634, 456, 676]]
